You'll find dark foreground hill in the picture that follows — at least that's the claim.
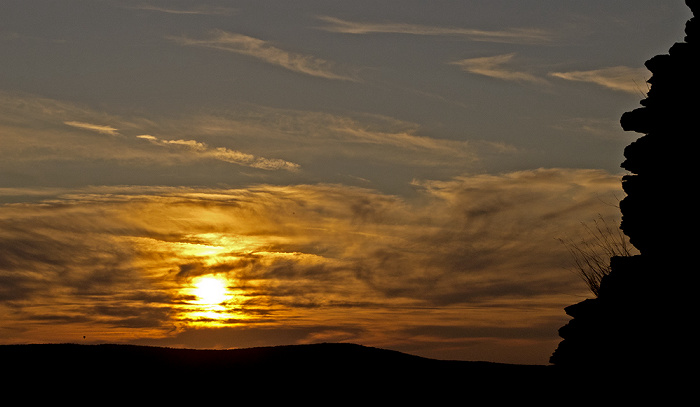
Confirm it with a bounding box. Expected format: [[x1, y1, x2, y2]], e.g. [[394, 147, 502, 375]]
[[1, 343, 562, 399], [0, 342, 663, 402]]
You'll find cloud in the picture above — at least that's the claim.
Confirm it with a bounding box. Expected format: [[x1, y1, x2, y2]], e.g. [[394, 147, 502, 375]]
[[137, 134, 300, 171], [128, 105, 497, 172], [128, 4, 236, 15], [170, 30, 359, 81], [549, 66, 649, 94], [0, 91, 512, 191], [64, 121, 120, 136], [284, 111, 479, 158], [316, 16, 552, 44], [187, 107, 501, 166], [451, 57, 648, 93], [1, 92, 302, 172], [451, 53, 547, 84], [0, 169, 625, 361]]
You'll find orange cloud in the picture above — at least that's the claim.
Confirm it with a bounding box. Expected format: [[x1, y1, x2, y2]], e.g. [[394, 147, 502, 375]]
[[64, 121, 120, 136], [0, 169, 625, 362]]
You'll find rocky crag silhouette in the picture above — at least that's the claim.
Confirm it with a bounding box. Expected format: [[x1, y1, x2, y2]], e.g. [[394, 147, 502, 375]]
[[550, 0, 699, 372]]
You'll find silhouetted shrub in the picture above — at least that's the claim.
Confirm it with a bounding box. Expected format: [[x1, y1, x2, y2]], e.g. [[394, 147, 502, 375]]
[[559, 215, 637, 297]]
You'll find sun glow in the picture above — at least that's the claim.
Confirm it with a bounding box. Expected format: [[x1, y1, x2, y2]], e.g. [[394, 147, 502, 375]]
[[180, 274, 246, 325], [192, 275, 229, 306], [132, 231, 267, 327]]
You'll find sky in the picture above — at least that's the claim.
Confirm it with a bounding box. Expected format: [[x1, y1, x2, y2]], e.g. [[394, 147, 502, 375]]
[[0, 0, 692, 365]]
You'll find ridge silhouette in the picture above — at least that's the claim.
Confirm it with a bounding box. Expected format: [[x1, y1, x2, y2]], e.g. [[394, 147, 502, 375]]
[[2, 342, 563, 402], [550, 0, 699, 376]]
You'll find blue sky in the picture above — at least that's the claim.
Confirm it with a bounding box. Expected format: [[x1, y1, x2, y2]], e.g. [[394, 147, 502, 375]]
[[0, 1, 691, 364]]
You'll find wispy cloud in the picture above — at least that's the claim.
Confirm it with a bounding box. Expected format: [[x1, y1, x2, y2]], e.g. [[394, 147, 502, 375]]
[[316, 16, 553, 44], [549, 66, 649, 94], [149, 106, 500, 168], [1, 91, 518, 194], [137, 134, 300, 171], [451, 57, 649, 94], [64, 121, 120, 136], [1, 92, 301, 172], [127, 4, 236, 16], [451, 53, 547, 84], [170, 30, 359, 81], [295, 112, 478, 158]]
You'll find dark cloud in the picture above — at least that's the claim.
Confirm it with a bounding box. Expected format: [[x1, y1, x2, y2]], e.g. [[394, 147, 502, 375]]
[[92, 305, 174, 329]]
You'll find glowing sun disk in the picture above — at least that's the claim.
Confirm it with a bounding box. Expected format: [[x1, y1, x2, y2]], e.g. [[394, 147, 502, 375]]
[[192, 275, 229, 305]]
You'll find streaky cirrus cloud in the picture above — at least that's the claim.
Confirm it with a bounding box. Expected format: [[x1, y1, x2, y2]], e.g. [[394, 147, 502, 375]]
[[451, 56, 650, 96], [450, 53, 547, 84], [115, 103, 504, 170], [64, 121, 120, 136], [169, 30, 360, 81], [136, 134, 300, 171], [549, 66, 650, 94], [1, 91, 507, 186], [315, 16, 553, 44], [127, 4, 237, 16], [1, 92, 301, 172]]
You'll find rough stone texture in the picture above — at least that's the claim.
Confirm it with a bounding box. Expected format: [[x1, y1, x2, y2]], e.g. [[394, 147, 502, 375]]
[[550, 0, 699, 372]]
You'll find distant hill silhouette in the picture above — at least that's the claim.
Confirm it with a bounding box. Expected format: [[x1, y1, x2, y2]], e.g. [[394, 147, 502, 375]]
[[1, 342, 569, 401], [1, 342, 678, 402], [2, 342, 543, 380]]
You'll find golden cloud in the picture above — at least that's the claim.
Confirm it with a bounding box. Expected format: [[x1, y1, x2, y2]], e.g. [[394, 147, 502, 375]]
[[0, 169, 625, 358]]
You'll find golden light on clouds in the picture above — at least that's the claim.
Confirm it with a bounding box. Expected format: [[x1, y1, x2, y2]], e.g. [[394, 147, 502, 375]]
[[63, 121, 120, 136], [0, 169, 626, 362]]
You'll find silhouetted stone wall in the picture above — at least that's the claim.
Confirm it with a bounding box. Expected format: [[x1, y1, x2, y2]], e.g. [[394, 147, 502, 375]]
[[550, 0, 699, 371], [619, 1, 700, 256]]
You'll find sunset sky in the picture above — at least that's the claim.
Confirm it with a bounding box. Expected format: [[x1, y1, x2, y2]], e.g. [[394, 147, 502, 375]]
[[0, 1, 691, 365]]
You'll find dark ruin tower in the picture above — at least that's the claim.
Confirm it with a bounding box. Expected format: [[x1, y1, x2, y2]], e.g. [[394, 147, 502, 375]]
[[550, 0, 699, 372]]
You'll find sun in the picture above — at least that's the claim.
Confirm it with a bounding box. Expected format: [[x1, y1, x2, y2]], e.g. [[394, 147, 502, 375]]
[[191, 275, 230, 306], [178, 274, 251, 326]]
